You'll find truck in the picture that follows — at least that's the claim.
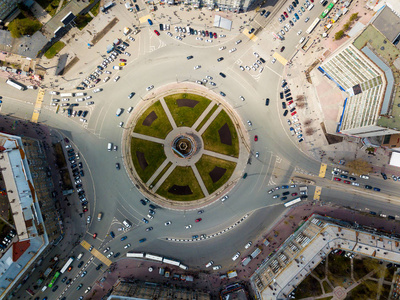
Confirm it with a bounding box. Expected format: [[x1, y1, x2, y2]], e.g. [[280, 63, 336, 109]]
[[43, 267, 53, 278], [101, 1, 115, 12], [250, 247, 262, 259], [227, 270, 238, 278], [241, 256, 252, 266], [123, 27, 131, 35]]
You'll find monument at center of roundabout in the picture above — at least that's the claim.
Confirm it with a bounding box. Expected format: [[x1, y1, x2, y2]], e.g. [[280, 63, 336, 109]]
[[122, 85, 249, 208]]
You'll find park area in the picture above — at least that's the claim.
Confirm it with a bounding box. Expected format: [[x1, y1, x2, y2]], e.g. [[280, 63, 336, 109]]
[[293, 251, 394, 299]]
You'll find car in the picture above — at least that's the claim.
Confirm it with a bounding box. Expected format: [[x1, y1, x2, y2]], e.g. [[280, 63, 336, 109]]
[[248, 28, 255, 34], [217, 57, 224, 62], [284, 11, 288, 18], [107, 252, 114, 258], [280, 46, 285, 52], [154, 30, 160, 36], [206, 261, 214, 267], [146, 85, 154, 91], [365, 185, 372, 189], [147, 19, 153, 25], [114, 252, 120, 258], [235, 39, 242, 44], [273, 195, 279, 199], [194, 65, 201, 70], [305, 17, 309, 22], [247, 120, 252, 126], [195, 218, 202, 222], [213, 265, 222, 270], [245, 241, 252, 249], [124, 243, 131, 248], [103, 247, 110, 253], [142, 218, 149, 224], [187, 55, 193, 60], [219, 72, 226, 78], [139, 238, 146, 243], [360, 174, 369, 179], [87, 216, 91, 224], [52, 285, 59, 292], [265, 98, 270, 106], [78, 261, 84, 268], [381, 172, 387, 180], [352, 182, 360, 186], [61, 276, 68, 283], [128, 92, 135, 99], [373, 187, 381, 192], [185, 224, 192, 229], [220, 91, 226, 97], [344, 180, 351, 184], [232, 252, 240, 261], [120, 236, 127, 241], [89, 245, 93, 251], [229, 48, 237, 53], [93, 233, 97, 239], [77, 284, 83, 290], [81, 271, 87, 277], [146, 227, 153, 231], [334, 177, 341, 181], [219, 46, 226, 51], [289, 20, 294, 26], [165, 221, 171, 226]]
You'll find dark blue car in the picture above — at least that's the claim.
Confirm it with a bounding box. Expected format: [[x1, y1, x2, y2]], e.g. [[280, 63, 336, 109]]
[[120, 236, 127, 241]]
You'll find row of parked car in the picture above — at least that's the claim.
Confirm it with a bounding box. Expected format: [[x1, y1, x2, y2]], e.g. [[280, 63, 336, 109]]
[[281, 81, 303, 143], [0, 229, 16, 252]]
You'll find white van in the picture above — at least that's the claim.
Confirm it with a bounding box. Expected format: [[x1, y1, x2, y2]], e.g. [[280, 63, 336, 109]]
[[308, 3, 314, 10], [77, 252, 84, 260], [116, 108, 123, 116], [127, 107, 133, 113], [107, 143, 113, 151], [299, 37, 305, 44], [123, 219, 132, 228]]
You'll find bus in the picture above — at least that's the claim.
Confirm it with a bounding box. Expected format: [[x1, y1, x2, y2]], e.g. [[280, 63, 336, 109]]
[[284, 197, 301, 207], [6, 79, 26, 91], [48, 271, 60, 288], [320, 3, 334, 19], [145, 253, 163, 261], [162, 258, 180, 266], [126, 252, 144, 258], [306, 18, 320, 34], [60, 256, 75, 274], [60, 93, 74, 97]]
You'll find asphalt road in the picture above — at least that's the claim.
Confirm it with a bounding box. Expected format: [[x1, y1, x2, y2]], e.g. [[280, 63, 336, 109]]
[[5, 1, 399, 300]]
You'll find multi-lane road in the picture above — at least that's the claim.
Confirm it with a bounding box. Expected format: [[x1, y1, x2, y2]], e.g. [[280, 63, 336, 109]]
[[5, 1, 400, 299]]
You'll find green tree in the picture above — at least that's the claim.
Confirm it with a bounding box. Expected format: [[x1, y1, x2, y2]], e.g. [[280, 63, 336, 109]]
[[343, 22, 350, 31], [335, 30, 345, 40], [350, 13, 358, 22], [8, 18, 42, 38], [347, 159, 372, 175]]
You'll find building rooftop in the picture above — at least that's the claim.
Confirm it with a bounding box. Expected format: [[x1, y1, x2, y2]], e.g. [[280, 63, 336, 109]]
[[371, 6, 400, 48]]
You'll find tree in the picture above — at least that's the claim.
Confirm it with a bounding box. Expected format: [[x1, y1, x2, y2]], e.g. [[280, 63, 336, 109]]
[[350, 13, 358, 22], [335, 30, 345, 40], [346, 159, 372, 175], [8, 18, 42, 38], [343, 22, 350, 31]]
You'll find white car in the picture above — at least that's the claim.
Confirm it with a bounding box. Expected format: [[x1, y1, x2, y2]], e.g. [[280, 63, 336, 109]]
[[232, 252, 240, 261], [84, 286, 92, 294], [272, 58, 276, 64], [219, 34, 226, 37], [119, 122, 123, 127], [76, 98, 84, 102], [352, 182, 360, 186], [245, 241, 252, 249], [87, 216, 91, 224], [146, 85, 154, 91], [61, 98, 69, 102], [103, 247, 110, 253], [124, 243, 131, 248], [221, 195, 229, 202], [80, 118, 87, 123], [185, 224, 192, 229], [239, 66, 245, 71], [247, 120, 252, 126], [167, 32, 172, 37], [259, 67, 264, 73], [205, 261, 214, 268], [194, 65, 201, 70], [240, 96, 245, 101], [165, 221, 171, 226], [284, 26, 289, 32], [213, 265, 222, 270], [196, 37, 203, 41], [229, 48, 237, 53], [85, 96, 92, 100], [93, 88, 102, 93], [297, 30, 302, 35], [235, 39, 242, 44], [125, 52, 131, 56], [175, 36, 182, 40], [305, 17, 309, 22], [114, 76, 120, 82], [75, 180, 82, 184], [253, 52, 259, 58], [106, 252, 113, 258], [206, 75, 213, 80], [360, 174, 369, 179], [206, 39, 212, 43], [219, 46, 226, 51], [86, 101, 94, 105]]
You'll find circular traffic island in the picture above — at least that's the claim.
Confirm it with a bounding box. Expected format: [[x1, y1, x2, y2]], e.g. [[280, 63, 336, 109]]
[[125, 89, 247, 207]]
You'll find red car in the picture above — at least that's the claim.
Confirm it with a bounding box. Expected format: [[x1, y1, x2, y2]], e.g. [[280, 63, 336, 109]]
[[254, 135, 258, 141], [213, 32, 217, 38], [120, 59, 127, 62], [93, 233, 97, 239], [334, 177, 341, 181], [195, 218, 202, 223], [205, 30, 209, 35], [344, 180, 351, 184], [291, 192, 298, 196], [283, 11, 288, 18], [154, 30, 160, 36], [288, 100, 293, 105], [310, 0, 314, 2], [291, 111, 297, 116]]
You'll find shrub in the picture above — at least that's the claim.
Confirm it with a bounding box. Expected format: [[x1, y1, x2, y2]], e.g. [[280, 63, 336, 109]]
[[335, 30, 345, 40], [8, 18, 42, 38]]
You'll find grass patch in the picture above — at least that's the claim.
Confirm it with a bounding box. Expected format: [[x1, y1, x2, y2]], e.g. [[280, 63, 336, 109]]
[[90, 1, 100, 16], [294, 274, 322, 298], [44, 41, 65, 59], [196, 104, 217, 131], [134, 100, 173, 139], [322, 280, 333, 293], [157, 166, 204, 201], [164, 93, 211, 128], [384, 266, 396, 282], [345, 280, 377, 300], [151, 161, 172, 187], [202, 110, 239, 157], [328, 253, 351, 277], [130, 138, 166, 183], [313, 260, 326, 280], [75, 14, 93, 30], [353, 257, 379, 280], [35, 0, 61, 16], [195, 155, 236, 194]]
